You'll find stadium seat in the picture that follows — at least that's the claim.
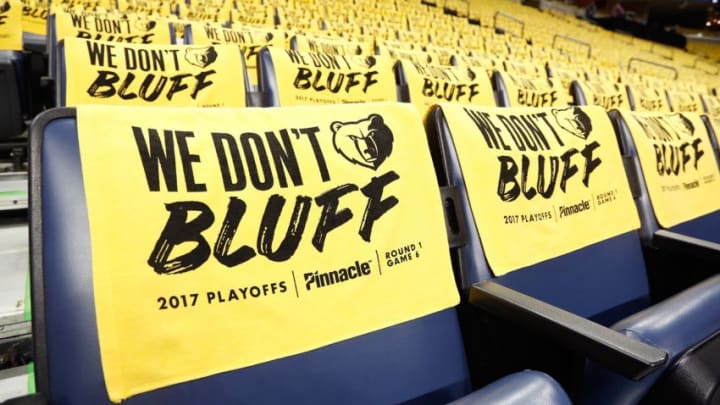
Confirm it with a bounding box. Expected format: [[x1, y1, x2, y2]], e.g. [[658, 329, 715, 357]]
[[56, 38, 249, 107], [395, 60, 495, 113], [611, 110, 720, 300], [230, 7, 277, 27], [502, 59, 543, 78], [546, 63, 588, 91], [375, 39, 418, 52], [426, 103, 720, 403], [0, 0, 719, 402], [492, 71, 570, 107], [626, 83, 671, 113], [452, 53, 497, 76], [666, 90, 705, 113], [571, 77, 631, 110], [424, 45, 456, 66], [24, 102, 572, 405], [258, 47, 398, 106]]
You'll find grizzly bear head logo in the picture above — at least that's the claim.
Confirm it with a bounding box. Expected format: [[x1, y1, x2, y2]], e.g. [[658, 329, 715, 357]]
[[552, 106, 593, 140], [662, 113, 694, 138], [634, 113, 695, 141], [134, 19, 156, 32], [331, 114, 394, 170], [184, 46, 218, 68]]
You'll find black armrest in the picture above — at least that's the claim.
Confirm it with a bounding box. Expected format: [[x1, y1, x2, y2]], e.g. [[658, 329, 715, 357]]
[[653, 230, 720, 265], [1, 394, 46, 405], [470, 281, 668, 380]]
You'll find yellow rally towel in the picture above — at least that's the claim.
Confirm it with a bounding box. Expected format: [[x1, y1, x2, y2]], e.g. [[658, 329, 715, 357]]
[[53, 11, 173, 45], [620, 110, 720, 228], [400, 60, 495, 114], [439, 104, 640, 275], [20, 2, 46, 36], [76, 102, 459, 402], [268, 47, 397, 105], [0, 0, 22, 51], [63, 38, 246, 107]]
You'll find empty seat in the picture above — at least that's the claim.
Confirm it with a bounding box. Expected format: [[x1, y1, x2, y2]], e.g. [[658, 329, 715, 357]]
[[396, 60, 495, 113], [424, 45, 457, 66], [451, 52, 497, 72], [290, 34, 369, 56], [502, 59, 543, 78], [666, 89, 705, 113], [396, 30, 430, 46], [229, 5, 276, 27], [258, 47, 397, 106], [56, 38, 248, 107], [426, 103, 720, 403], [375, 45, 435, 65], [626, 83, 671, 113], [612, 109, 720, 298], [546, 63, 587, 91], [492, 71, 570, 107], [26, 102, 571, 405], [572, 78, 630, 110], [375, 39, 418, 52]]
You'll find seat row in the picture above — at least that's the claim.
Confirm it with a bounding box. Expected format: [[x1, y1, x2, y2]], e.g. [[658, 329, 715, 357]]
[[35, 8, 720, 110], [2, 1, 718, 143], [46, 36, 720, 116], [12, 99, 720, 404]]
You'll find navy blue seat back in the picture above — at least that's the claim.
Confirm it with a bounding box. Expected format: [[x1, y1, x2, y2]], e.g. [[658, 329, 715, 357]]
[[30, 108, 471, 404], [668, 212, 720, 242], [427, 105, 650, 325], [493, 233, 649, 324]]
